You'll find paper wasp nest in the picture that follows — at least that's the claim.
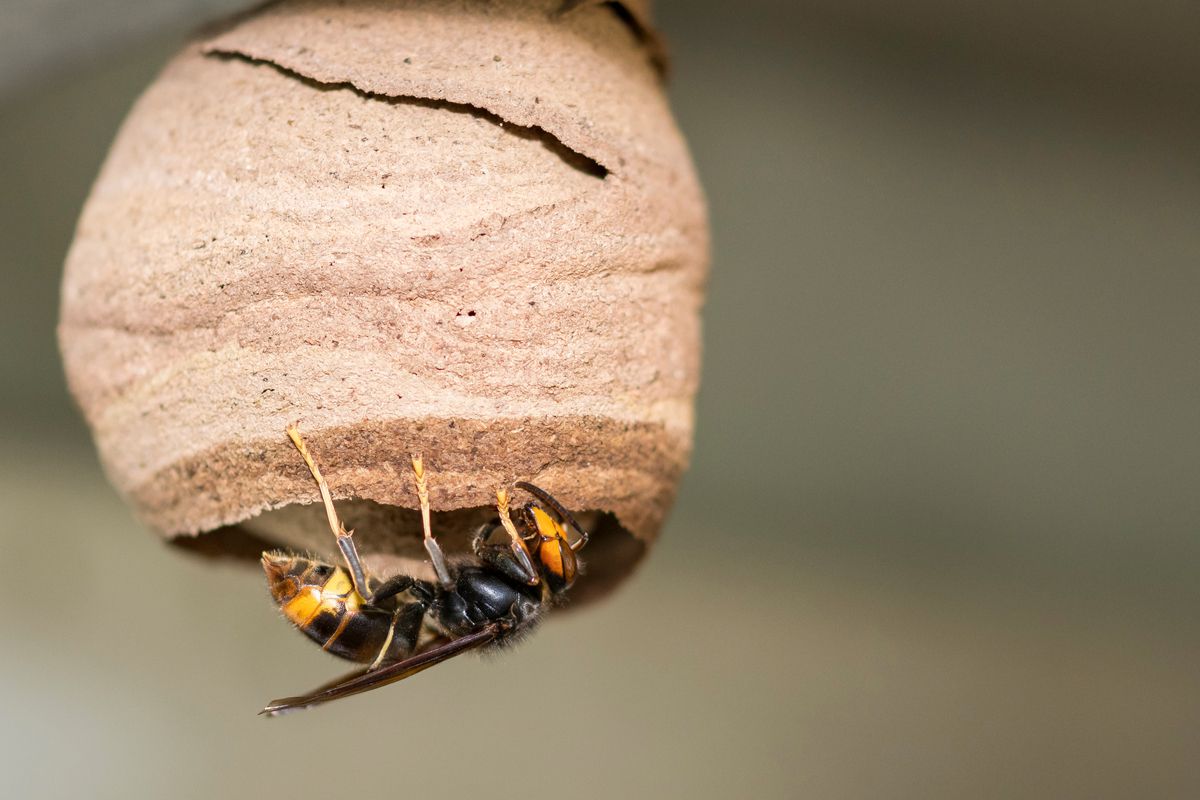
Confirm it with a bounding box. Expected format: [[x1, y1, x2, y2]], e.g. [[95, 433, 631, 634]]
[[59, 0, 707, 603]]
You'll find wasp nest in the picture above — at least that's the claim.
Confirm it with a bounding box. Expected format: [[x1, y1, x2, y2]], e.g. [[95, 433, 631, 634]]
[[59, 0, 707, 603]]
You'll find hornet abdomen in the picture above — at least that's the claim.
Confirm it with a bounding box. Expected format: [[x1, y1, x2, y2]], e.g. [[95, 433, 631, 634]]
[[262, 553, 420, 664]]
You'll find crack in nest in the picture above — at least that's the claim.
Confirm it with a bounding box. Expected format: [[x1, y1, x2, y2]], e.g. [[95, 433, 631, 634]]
[[204, 48, 610, 180], [557, 0, 669, 76]]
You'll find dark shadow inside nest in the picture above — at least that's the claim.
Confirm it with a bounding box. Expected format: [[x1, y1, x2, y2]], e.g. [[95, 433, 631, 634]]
[[170, 499, 646, 609]]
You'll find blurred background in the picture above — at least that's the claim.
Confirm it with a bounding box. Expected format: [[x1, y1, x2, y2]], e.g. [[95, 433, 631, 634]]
[[3, 1, 1199, 797]]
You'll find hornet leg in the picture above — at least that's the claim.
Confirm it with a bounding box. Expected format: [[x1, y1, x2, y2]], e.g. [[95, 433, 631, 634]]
[[411, 454, 453, 589], [495, 488, 537, 583], [287, 424, 377, 603]]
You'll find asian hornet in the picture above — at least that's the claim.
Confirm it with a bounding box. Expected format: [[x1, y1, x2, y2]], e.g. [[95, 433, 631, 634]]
[[259, 425, 589, 715]]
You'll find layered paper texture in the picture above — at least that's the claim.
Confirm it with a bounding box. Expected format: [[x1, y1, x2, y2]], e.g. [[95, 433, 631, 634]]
[[59, 0, 708, 596]]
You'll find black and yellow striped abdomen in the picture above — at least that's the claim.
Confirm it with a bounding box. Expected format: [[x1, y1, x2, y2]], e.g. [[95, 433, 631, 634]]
[[262, 553, 410, 664]]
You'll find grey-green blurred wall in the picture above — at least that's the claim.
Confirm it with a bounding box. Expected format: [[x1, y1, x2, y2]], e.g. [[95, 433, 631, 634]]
[[2, 2, 1198, 798]]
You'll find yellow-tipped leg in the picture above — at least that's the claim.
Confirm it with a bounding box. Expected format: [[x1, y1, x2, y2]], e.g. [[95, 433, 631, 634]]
[[497, 487, 538, 585], [288, 424, 344, 541], [496, 488, 521, 543], [412, 454, 452, 588], [411, 454, 431, 543], [287, 424, 374, 601]]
